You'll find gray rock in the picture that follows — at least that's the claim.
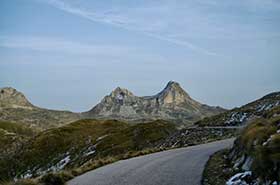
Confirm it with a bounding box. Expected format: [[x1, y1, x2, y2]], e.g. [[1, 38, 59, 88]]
[[0, 87, 34, 109], [84, 81, 225, 124], [242, 156, 253, 171]]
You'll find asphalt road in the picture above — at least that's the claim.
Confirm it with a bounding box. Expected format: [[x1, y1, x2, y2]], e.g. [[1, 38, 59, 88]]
[[68, 138, 234, 185]]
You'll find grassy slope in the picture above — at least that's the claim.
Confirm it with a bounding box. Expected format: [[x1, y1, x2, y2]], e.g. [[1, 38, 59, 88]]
[[0, 119, 176, 180], [0, 107, 80, 130], [0, 121, 36, 156]]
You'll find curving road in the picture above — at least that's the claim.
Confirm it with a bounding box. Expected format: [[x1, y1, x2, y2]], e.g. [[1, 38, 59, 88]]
[[68, 138, 234, 185]]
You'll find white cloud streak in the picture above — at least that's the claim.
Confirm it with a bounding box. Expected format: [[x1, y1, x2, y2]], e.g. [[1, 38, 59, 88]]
[[0, 35, 170, 63], [36, 0, 220, 56], [0, 36, 132, 57]]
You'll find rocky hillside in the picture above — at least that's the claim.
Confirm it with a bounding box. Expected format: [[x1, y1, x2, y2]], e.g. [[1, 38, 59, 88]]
[[201, 107, 280, 185], [0, 120, 36, 158], [196, 91, 280, 127], [84, 81, 225, 124], [0, 87, 34, 108], [226, 106, 280, 184], [0, 87, 80, 130], [0, 119, 176, 180]]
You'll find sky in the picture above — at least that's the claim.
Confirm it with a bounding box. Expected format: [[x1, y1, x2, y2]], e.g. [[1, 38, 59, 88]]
[[0, 0, 280, 112]]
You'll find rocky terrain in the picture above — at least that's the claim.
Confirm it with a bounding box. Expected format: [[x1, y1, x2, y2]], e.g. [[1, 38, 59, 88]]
[[197, 91, 280, 127], [0, 87, 81, 130], [202, 106, 280, 185], [159, 126, 238, 148], [84, 81, 225, 125], [227, 106, 280, 185]]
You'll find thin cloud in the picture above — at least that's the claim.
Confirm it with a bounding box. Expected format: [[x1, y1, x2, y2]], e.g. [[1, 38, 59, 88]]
[[0, 35, 169, 62], [0, 36, 132, 56], [36, 0, 220, 56]]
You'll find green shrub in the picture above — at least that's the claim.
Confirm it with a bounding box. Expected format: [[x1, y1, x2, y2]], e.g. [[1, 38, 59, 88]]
[[237, 114, 280, 182], [240, 119, 277, 153], [0, 179, 38, 185], [39, 173, 67, 185]]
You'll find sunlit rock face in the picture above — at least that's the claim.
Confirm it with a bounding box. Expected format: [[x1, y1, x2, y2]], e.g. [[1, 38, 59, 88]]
[[0, 87, 34, 109], [85, 81, 225, 124]]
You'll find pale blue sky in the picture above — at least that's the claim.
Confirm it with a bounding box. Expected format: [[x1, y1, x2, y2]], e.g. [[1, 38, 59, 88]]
[[0, 0, 280, 112]]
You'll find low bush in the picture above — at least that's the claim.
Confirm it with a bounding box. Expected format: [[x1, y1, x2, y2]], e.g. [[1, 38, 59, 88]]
[[39, 171, 73, 185], [0, 179, 38, 185]]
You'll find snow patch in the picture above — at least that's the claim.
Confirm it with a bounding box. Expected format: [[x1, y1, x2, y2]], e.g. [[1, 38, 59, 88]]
[[225, 112, 248, 126], [96, 134, 108, 142], [21, 170, 32, 179], [263, 136, 272, 146], [83, 145, 97, 157], [40, 154, 71, 173], [257, 102, 279, 112], [53, 155, 71, 170], [226, 171, 252, 185], [84, 150, 96, 156]]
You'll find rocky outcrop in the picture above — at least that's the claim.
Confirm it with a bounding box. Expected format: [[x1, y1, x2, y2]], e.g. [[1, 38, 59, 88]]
[[84, 81, 225, 124], [0, 87, 34, 109]]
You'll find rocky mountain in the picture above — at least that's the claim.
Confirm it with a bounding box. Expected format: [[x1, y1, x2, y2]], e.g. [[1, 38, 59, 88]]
[[226, 106, 280, 185], [84, 81, 225, 124], [0, 87, 34, 109], [0, 87, 80, 130], [197, 91, 280, 127]]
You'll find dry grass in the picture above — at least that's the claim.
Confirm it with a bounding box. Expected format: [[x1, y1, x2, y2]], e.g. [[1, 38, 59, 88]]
[[234, 114, 280, 182], [0, 179, 38, 185], [70, 147, 165, 177], [3, 147, 167, 185]]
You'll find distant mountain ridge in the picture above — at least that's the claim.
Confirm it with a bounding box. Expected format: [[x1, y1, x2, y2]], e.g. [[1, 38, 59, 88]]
[[196, 91, 280, 127], [84, 81, 225, 124], [3, 83, 279, 129], [0, 87, 80, 130], [0, 82, 224, 128]]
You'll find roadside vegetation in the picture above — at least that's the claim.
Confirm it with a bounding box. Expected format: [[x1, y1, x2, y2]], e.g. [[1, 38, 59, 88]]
[[202, 106, 280, 185], [202, 149, 237, 185]]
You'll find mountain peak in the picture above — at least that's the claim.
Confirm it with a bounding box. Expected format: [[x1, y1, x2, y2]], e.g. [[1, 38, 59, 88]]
[[110, 87, 134, 99], [166, 81, 180, 87], [0, 87, 34, 108], [164, 81, 185, 92], [86, 82, 225, 123], [156, 81, 191, 104]]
